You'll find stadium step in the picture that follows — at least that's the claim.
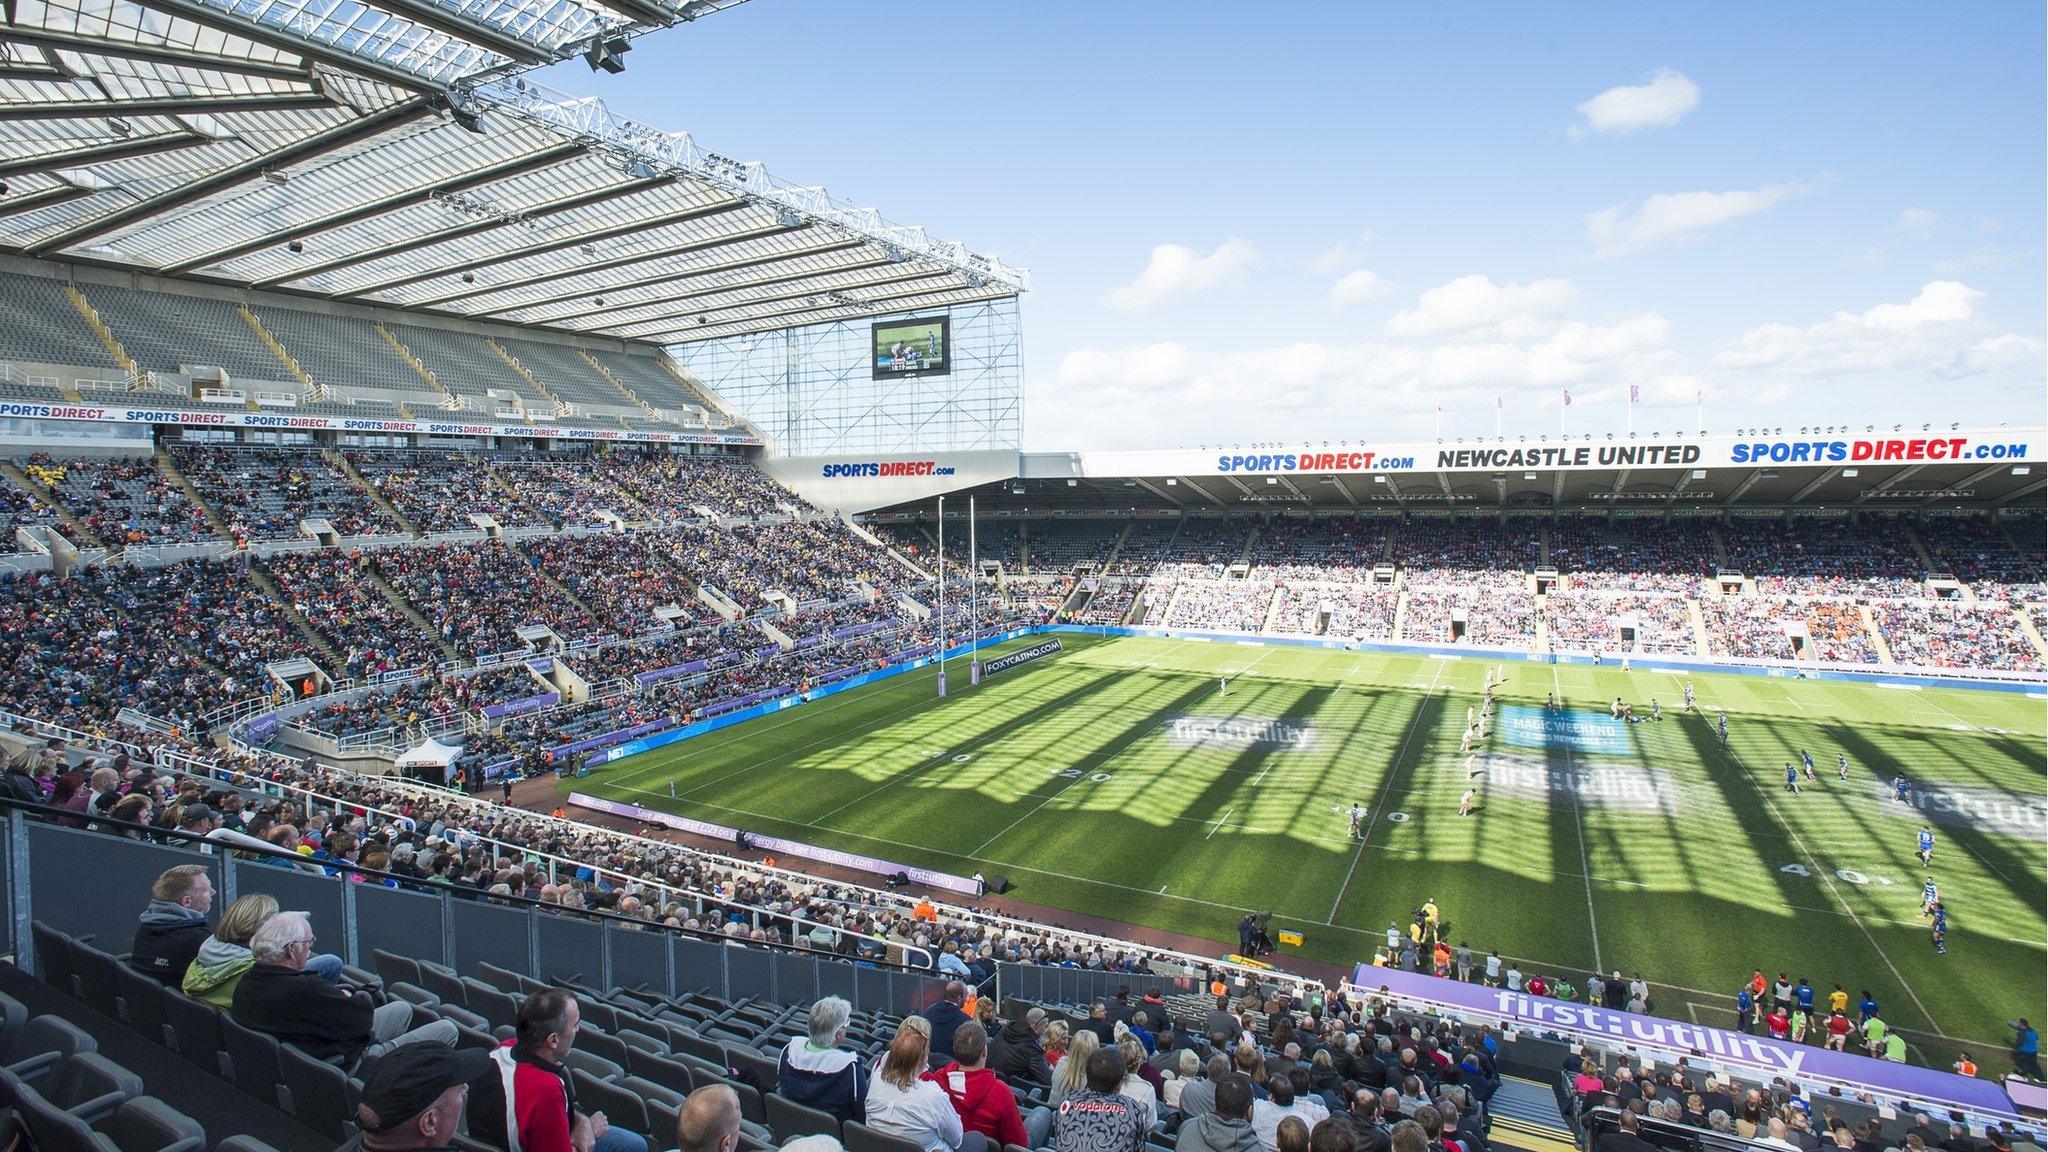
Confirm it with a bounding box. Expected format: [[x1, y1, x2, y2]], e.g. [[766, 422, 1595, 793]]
[[506, 538, 605, 623], [2, 458, 113, 553], [374, 322, 456, 403], [152, 446, 238, 545], [1858, 604, 1895, 664], [578, 349, 650, 411], [236, 304, 316, 390], [1484, 1076, 1577, 1152], [61, 283, 141, 380], [363, 560, 464, 664], [1099, 521, 1135, 573], [328, 448, 421, 537], [488, 338, 560, 406], [1687, 598, 1711, 656], [2014, 606, 2048, 660], [244, 558, 343, 665]]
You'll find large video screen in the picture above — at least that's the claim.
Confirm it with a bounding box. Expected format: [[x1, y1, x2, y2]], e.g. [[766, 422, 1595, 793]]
[[871, 316, 950, 379]]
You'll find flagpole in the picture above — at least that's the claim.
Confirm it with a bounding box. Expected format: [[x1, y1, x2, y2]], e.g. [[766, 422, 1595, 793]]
[[969, 496, 981, 686], [1495, 396, 1502, 441], [1435, 404, 1442, 441], [936, 496, 946, 699], [1696, 388, 1704, 438], [1626, 387, 1634, 436]]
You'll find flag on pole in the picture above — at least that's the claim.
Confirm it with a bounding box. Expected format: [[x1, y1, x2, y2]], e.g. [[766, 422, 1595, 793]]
[[1496, 396, 1502, 409], [1562, 389, 1573, 406], [1629, 384, 1640, 404]]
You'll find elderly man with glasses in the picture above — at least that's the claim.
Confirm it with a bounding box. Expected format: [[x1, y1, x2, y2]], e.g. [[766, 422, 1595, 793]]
[[231, 911, 456, 1069]]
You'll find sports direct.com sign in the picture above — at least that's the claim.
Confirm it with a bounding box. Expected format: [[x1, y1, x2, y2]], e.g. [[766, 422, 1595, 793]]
[[1075, 430, 2040, 478], [1348, 967, 2015, 1115]]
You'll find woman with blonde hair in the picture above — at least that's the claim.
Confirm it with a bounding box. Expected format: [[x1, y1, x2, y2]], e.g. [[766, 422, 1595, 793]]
[[1041, 1019, 1070, 1070], [1116, 1034, 1158, 1131], [182, 893, 277, 1007], [1050, 1029, 1099, 1106], [864, 1020, 966, 1152]]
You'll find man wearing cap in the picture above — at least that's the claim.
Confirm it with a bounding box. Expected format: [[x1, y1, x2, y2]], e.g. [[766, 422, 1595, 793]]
[[343, 1042, 491, 1152], [468, 987, 645, 1152], [234, 911, 456, 1068], [129, 864, 214, 986]]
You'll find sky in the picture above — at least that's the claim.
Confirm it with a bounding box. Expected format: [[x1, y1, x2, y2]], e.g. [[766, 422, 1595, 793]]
[[534, 1, 2047, 452]]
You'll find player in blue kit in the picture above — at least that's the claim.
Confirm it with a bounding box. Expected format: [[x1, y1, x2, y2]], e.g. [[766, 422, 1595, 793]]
[[1800, 750, 1816, 780], [1785, 763, 1800, 793], [1918, 825, 1935, 866], [1930, 902, 1947, 955], [1893, 775, 1912, 804], [1717, 711, 1727, 749]]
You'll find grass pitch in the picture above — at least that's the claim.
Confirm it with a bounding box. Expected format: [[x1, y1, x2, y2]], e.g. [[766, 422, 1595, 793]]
[[567, 633, 2046, 1065]]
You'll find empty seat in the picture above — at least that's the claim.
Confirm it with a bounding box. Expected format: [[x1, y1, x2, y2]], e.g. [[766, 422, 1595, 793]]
[[474, 962, 525, 996], [624, 1050, 693, 1097], [218, 1014, 289, 1111], [31, 922, 80, 1001], [157, 992, 228, 1080], [416, 965, 467, 1007], [371, 950, 423, 991], [766, 1094, 842, 1144], [279, 1044, 355, 1142], [725, 1048, 779, 1094], [845, 1120, 927, 1152], [575, 1028, 629, 1069], [562, 1049, 622, 1084], [458, 980, 517, 1032], [112, 967, 172, 1051], [571, 1070, 649, 1140], [65, 941, 126, 1023], [387, 983, 440, 1008], [7, 1016, 99, 1079], [214, 1138, 288, 1152]]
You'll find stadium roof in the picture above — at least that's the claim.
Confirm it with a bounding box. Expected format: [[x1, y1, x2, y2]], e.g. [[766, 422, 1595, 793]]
[[779, 429, 2048, 516], [0, 0, 1026, 346]]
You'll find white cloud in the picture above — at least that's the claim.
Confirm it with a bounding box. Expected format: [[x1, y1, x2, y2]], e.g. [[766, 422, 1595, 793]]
[[1585, 177, 1826, 258], [1101, 239, 1258, 312], [1326, 269, 1394, 308], [1311, 230, 1374, 273], [1890, 207, 1943, 237], [1384, 275, 1579, 338], [1715, 280, 2046, 380], [1571, 68, 1700, 138]]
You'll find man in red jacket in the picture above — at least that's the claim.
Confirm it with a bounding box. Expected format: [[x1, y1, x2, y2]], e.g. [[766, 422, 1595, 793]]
[[468, 988, 642, 1152], [927, 1021, 1034, 1150]]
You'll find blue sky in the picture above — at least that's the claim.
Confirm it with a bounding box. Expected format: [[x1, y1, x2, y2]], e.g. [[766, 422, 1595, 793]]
[[538, 2, 2046, 451]]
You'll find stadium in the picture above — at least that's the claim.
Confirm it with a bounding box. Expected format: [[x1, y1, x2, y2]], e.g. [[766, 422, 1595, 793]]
[[0, 2, 2041, 1152]]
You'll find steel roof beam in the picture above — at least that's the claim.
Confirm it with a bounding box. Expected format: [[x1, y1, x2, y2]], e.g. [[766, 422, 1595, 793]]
[[0, 130, 206, 178], [468, 249, 890, 321], [1787, 469, 1843, 504], [550, 266, 951, 329], [161, 142, 584, 274], [1994, 477, 2044, 507], [332, 188, 750, 295], [1922, 462, 2013, 506], [358, 0, 546, 64], [26, 97, 432, 256], [586, 0, 670, 22], [436, 231, 851, 311], [0, 182, 93, 218], [0, 90, 331, 119], [128, 0, 436, 92], [1854, 463, 1927, 505], [0, 26, 314, 82], [647, 287, 1011, 342], [259, 174, 671, 286]]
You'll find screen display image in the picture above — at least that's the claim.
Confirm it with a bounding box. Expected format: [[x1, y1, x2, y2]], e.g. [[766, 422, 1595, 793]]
[[872, 316, 950, 379]]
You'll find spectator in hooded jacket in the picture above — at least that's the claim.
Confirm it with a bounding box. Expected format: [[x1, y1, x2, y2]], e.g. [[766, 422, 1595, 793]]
[[991, 1007, 1051, 1088], [778, 996, 869, 1124], [1178, 1073, 1261, 1152], [929, 1021, 1041, 1150], [129, 864, 214, 985]]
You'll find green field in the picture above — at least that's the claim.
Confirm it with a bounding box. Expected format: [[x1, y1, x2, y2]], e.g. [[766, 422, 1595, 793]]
[[567, 633, 2047, 1067]]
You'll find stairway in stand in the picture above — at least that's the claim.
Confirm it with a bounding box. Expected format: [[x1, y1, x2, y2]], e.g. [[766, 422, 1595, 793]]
[[1485, 1076, 1580, 1152]]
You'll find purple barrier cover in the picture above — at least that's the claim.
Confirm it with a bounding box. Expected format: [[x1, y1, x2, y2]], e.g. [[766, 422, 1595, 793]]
[[569, 792, 981, 896], [483, 691, 559, 719], [634, 657, 713, 685], [888, 645, 935, 664], [1347, 967, 2015, 1115], [700, 684, 794, 719], [247, 712, 281, 740], [526, 658, 554, 674], [830, 621, 891, 641], [550, 717, 670, 757]]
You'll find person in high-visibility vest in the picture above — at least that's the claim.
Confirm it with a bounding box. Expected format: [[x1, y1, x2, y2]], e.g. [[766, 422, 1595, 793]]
[[1953, 1053, 1977, 1077]]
